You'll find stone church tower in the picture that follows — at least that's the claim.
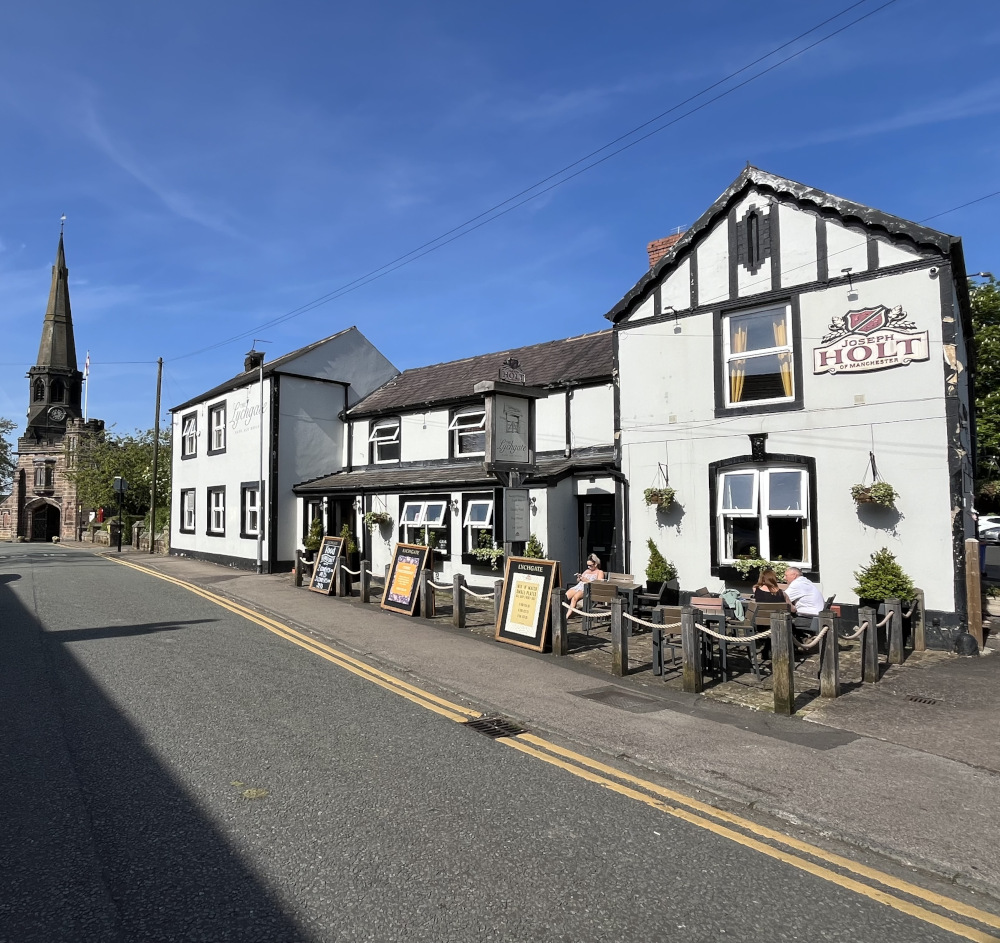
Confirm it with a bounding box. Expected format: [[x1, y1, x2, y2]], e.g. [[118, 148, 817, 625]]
[[0, 233, 104, 541]]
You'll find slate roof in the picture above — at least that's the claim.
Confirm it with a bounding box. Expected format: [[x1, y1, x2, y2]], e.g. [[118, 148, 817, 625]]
[[294, 447, 617, 494], [606, 165, 963, 324], [346, 330, 613, 419], [170, 327, 357, 412]]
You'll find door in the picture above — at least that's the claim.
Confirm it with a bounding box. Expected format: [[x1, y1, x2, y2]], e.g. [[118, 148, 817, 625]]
[[31, 504, 60, 541], [579, 496, 616, 572]]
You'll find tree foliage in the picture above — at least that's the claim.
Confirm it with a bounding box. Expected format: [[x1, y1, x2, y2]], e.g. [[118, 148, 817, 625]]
[[66, 427, 171, 519], [0, 417, 16, 495], [972, 275, 1000, 506]]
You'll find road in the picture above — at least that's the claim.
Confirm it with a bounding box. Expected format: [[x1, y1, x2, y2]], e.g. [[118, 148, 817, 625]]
[[1, 542, 996, 943]]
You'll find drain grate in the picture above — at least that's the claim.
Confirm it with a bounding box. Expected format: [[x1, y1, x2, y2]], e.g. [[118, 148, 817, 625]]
[[463, 717, 526, 739], [906, 694, 939, 706]]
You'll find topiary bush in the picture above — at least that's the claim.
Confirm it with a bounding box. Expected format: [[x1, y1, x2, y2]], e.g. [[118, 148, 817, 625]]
[[645, 538, 677, 584], [853, 547, 915, 600]]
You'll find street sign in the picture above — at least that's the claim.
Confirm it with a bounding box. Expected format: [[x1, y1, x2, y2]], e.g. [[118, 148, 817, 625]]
[[113, 476, 129, 494]]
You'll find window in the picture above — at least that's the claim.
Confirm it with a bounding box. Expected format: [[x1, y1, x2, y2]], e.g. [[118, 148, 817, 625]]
[[241, 483, 261, 538], [51, 379, 65, 403], [207, 486, 226, 535], [181, 412, 197, 459], [33, 378, 44, 402], [723, 304, 793, 407], [369, 418, 400, 463], [180, 489, 196, 533], [33, 463, 55, 490], [208, 402, 226, 454], [400, 498, 450, 554], [463, 497, 494, 552], [449, 407, 486, 456], [303, 499, 323, 539], [717, 466, 808, 567]]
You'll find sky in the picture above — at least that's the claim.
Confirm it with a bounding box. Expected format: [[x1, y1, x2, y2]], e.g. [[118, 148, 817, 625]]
[[1, 0, 999, 435]]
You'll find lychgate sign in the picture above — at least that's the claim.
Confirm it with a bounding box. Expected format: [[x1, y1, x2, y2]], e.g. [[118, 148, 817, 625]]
[[813, 304, 929, 374]]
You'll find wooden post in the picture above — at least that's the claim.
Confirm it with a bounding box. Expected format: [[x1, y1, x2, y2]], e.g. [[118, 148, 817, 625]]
[[610, 597, 626, 677], [818, 610, 839, 698], [886, 597, 904, 665], [493, 579, 503, 626], [651, 607, 664, 677], [338, 558, 352, 598], [420, 570, 434, 619], [966, 538, 984, 648], [912, 587, 926, 652], [771, 611, 794, 716], [452, 573, 466, 628], [293, 550, 303, 587], [681, 607, 703, 694], [860, 605, 879, 683], [551, 587, 567, 656], [331, 557, 341, 597], [360, 560, 372, 603]]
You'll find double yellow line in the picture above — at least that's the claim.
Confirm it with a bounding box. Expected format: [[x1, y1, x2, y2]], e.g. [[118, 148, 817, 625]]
[[113, 557, 1000, 943]]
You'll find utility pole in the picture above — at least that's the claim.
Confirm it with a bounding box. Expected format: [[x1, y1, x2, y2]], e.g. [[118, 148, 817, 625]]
[[149, 357, 162, 554]]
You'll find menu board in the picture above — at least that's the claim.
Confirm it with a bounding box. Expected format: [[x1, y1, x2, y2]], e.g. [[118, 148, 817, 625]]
[[308, 536, 344, 595], [495, 557, 561, 651], [380, 543, 431, 616]]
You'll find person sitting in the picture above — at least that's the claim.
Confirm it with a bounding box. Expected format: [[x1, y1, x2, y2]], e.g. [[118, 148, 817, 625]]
[[566, 554, 604, 618], [782, 565, 825, 631], [753, 568, 788, 604]]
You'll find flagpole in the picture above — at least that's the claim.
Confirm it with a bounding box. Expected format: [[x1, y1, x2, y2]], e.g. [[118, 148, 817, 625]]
[[83, 350, 90, 422]]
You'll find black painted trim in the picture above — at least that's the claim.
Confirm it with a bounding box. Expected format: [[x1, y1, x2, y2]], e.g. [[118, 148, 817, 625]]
[[239, 480, 263, 541], [769, 202, 781, 289], [612, 330, 621, 467], [707, 452, 819, 580], [565, 390, 573, 457], [816, 217, 828, 283], [267, 376, 279, 574], [690, 248, 698, 309], [206, 400, 227, 456], [169, 546, 275, 573], [867, 235, 879, 271], [653, 284, 661, 318], [727, 207, 739, 301], [206, 485, 226, 537]]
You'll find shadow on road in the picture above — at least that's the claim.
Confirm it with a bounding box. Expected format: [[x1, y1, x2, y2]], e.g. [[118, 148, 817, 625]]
[[48, 618, 220, 643], [0, 570, 313, 943]]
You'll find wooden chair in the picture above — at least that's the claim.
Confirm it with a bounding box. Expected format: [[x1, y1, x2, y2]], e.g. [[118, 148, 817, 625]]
[[652, 605, 685, 674]]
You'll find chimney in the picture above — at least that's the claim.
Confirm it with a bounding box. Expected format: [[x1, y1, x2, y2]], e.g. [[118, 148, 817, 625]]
[[245, 350, 265, 372], [647, 232, 684, 268]]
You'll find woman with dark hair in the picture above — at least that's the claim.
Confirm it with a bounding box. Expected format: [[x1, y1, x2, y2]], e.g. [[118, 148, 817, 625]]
[[753, 567, 787, 604], [566, 554, 604, 618]]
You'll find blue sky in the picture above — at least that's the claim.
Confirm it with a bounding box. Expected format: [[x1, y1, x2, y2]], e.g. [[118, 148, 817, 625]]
[[1, 0, 998, 435]]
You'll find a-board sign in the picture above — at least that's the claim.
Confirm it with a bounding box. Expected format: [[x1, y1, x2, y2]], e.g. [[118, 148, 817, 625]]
[[495, 556, 561, 651], [380, 542, 431, 616], [308, 536, 344, 595]]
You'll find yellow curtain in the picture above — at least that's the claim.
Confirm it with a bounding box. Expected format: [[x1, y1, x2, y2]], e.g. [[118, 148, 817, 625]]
[[730, 324, 747, 403], [772, 316, 793, 397]]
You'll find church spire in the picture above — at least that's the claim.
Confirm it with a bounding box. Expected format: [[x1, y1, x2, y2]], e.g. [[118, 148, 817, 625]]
[[36, 233, 78, 372]]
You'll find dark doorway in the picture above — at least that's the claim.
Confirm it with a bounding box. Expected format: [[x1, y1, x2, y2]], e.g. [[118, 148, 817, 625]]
[[578, 496, 617, 573], [31, 504, 60, 541]]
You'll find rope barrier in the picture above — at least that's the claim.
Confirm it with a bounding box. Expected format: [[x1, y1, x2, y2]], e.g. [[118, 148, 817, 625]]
[[793, 624, 830, 651], [427, 580, 451, 591], [460, 586, 494, 599], [876, 610, 893, 628], [623, 612, 672, 631], [902, 604, 916, 619], [561, 601, 611, 619], [840, 620, 869, 641], [341, 566, 360, 576], [694, 622, 771, 643]]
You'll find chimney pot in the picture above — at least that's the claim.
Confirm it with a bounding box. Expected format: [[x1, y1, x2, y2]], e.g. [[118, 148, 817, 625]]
[[245, 350, 265, 372]]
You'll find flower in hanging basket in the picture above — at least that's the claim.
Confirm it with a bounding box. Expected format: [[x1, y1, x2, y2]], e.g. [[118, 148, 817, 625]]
[[643, 486, 676, 512], [851, 481, 897, 509], [363, 510, 393, 530]]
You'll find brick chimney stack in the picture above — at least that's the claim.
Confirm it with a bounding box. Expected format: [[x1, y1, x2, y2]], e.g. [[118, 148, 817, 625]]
[[646, 232, 684, 268]]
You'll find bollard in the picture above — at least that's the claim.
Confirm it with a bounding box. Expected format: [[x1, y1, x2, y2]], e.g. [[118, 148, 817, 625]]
[[293, 550, 303, 587], [332, 558, 341, 597], [818, 610, 839, 698], [966, 538, 984, 649], [419, 570, 434, 619], [551, 587, 567, 656], [860, 605, 879, 683], [337, 558, 351, 598], [493, 579, 503, 627], [886, 597, 904, 665], [610, 597, 626, 677], [681, 607, 702, 694], [651, 607, 664, 677], [912, 588, 926, 652], [360, 560, 372, 603], [771, 611, 795, 716], [452, 573, 466, 628]]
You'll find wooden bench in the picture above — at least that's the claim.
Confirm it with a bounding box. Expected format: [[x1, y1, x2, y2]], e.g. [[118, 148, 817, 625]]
[[581, 573, 640, 628]]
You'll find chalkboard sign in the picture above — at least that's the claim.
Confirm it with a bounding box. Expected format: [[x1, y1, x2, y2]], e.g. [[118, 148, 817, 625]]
[[380, 542, 431, 615], [495, 556, 561, 651], [308, 536, 345, 595]]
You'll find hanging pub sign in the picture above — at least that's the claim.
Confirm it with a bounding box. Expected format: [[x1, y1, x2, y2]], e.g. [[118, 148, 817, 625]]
[[495, 556, 561, 651], [475, 378, 547, 477], [308, 536, 344, 595], [381, 542, 431, 616], [813, 304, 929, 375]]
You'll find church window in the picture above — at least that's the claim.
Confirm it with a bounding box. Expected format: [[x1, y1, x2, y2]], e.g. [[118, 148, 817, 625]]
[[33, 379, 45, 402], [51, 379, 65, 403]]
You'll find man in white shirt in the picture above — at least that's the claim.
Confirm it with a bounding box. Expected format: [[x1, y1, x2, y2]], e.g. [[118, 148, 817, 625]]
[[782, 566, 825, 628]]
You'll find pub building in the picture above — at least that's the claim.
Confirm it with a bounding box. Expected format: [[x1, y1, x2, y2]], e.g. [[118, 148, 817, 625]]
[[292, 331, 622, 583], [610, 166, 974, 644]]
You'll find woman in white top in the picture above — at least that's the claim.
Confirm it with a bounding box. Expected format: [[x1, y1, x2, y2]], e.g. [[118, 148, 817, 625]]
[[566, 554, 604, 618]]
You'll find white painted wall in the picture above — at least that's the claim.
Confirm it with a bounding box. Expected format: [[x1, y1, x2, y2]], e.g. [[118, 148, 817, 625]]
[[570, 385, 614, 450], [824, 218, 869, 275], [661, 257, 691, 313], [778, 200, 817, 287], [535, 391, 566, 453]]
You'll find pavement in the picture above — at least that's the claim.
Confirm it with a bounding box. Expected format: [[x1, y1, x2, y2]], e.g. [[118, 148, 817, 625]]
[[55, 541, 1000, 901]]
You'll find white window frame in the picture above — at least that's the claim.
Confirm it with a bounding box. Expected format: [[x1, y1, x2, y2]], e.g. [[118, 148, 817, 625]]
[[243, 486, 260, 537], [400, 499, 449, 549], [449, 407, 486, 456], [463, 498, 494, 551], [717, 466, 809, 567], [369, 418, 401, 464], [209, 403, 226, 453], [181, 489, 196, 532], [208, 487, 225, 535], [181, 414, 197, 457], [722, 303, 794, 409]]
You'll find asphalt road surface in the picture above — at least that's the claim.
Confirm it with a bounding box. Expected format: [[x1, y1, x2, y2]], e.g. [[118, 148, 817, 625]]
[[0, 543, 992, 942]]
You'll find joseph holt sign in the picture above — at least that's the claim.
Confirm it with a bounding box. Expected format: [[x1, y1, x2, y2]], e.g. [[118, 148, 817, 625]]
[[813, 304, 929, 375]]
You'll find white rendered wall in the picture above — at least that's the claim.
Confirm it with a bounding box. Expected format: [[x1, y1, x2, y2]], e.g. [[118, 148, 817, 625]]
[[535, 392, 566, 453], [778, 201, 817, 287], [695, 222, 728, 307], [570, 385, 614, 450], [661, 257, 691, 313]]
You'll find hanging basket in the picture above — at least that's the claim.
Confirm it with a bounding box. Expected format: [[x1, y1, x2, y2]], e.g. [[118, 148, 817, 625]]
[[643, 487, 676, 512], [851, 482, 897, 509]]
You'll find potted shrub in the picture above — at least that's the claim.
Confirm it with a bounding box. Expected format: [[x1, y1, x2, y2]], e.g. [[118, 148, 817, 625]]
[[523, 533, 545, 559], [471, 529, 504, 570], [303, 517, 323, 561], [363, 510, 393, 531], [339, 523, 359, 569], [645, 538, 677, 593], [853, 546, 915, 609], [732, 547, 777, 581], [643, 487, 676, 512], [851, 481, 898, 509]]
